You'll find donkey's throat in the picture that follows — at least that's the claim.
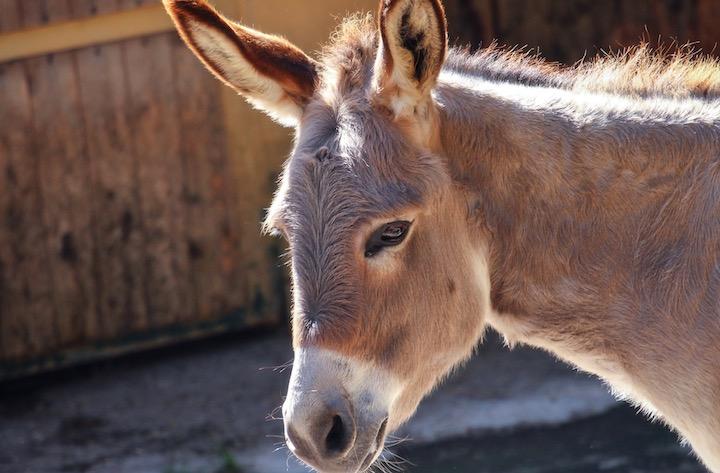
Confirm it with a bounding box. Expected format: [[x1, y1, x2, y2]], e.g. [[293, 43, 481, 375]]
[[485, 309, 643, 404]]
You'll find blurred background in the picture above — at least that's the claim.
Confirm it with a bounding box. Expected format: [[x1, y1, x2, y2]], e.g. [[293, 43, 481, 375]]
[[0, 1, 717, 472]]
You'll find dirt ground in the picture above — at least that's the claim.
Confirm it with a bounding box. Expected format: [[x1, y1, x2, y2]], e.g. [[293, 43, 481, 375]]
[[0, 328, 701, 473]]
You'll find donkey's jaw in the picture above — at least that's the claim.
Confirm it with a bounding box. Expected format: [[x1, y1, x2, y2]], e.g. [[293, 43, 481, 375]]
[[283, 347, 403, 472]]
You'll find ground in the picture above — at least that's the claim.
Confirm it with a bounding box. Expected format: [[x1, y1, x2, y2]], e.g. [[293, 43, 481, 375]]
[[403, 407, 704, 473], [0, 329, 706, 473]]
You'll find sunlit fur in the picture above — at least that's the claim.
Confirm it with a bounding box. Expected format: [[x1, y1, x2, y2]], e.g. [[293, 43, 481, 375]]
[[163, 0, 318, 126], [265, 10, 495, 436], [167, 1, 720, 471], [277, 16, 720, 471]]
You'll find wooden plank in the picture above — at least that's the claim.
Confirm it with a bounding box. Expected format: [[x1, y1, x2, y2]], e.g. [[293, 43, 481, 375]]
[[0, 1, 54, 359], [170, 33, 241, 321], [22, 1, 100, 353], [442, 0, 496, 48], [0, 0, 20, 359], [70, 0, 149, 339], [69, 0, 124, 17], [121, 31, 193, 330], [0, 2, 57, 360], [0, 1, 21, 33], [0, 0, 16, 360], [218, 86, 279, 326], [698, 0, 720, 54], [0, 3, 172, 63], [219, 1, 271, 326], [19, 0, 74, 28], [0, 0, 132, 32], [442, 0, 720, 64]]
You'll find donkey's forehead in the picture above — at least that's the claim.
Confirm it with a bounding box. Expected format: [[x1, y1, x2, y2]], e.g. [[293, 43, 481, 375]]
[[267, 102, 437, 233], [295, 95, 397, 156]]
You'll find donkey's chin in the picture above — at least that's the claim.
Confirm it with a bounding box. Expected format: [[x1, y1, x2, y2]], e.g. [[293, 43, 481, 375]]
[[283, 347, 402, 472]]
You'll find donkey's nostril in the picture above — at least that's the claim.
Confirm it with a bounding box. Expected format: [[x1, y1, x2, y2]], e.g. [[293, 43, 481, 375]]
[[285, 398, 356, 465], [325, 414, 350, 455]]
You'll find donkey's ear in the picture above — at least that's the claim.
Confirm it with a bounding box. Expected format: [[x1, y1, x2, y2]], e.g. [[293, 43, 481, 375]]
[[163, 0, 318, 127], [373, 0, 448, 117]]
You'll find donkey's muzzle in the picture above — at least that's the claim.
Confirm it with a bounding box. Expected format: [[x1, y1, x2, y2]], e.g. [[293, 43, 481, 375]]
[[284, 393, 357, 466], [282, 347, 396, 472], [284, 395, 388, 472]]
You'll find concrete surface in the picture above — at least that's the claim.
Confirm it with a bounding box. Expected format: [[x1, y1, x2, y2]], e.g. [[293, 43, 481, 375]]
[[402, 405, 704, 473], [0, 329, 620, 473]]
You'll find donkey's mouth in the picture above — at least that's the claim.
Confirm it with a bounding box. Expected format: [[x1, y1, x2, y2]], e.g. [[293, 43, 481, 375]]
[[376, 418, 389, 444], [358, 417, 389, 471], [359, 448, 380, 472]]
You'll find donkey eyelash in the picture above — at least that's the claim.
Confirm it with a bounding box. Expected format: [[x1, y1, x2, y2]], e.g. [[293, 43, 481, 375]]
[[364, 220, 413, 258]]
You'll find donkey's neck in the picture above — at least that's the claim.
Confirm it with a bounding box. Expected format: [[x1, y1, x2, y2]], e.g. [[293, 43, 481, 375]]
[[435, 72, 720, 350]]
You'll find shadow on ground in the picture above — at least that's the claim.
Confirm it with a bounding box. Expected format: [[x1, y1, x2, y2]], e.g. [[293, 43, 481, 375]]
[[400, 405, 704, 473]]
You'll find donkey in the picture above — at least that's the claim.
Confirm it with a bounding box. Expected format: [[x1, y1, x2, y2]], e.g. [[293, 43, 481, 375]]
[[164, 0, 720, 471]]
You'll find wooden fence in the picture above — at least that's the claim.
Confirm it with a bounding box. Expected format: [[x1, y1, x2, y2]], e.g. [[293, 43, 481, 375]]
[[444, 0, 720, 63], [1, 0, 718, 378], [0, 0, 374, 378]]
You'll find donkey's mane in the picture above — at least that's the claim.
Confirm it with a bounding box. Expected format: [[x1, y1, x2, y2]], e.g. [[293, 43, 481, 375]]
[[321, 14, 720, 100]]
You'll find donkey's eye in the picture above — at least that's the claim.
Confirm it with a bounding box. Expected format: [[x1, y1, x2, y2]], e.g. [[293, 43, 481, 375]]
[[364, 221, 412, 258]]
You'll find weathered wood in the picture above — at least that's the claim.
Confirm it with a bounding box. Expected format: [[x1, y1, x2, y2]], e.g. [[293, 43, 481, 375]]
[[0, 65, 26, 360], [0, 0, 15, 362], [0, 1, 56, 360], [4, 0, 150, 31], [22, 0, 100, 352], [0, 3, 174, 63], [170, 33, 241, 322], [698, 0, 720, 53], [20, 0, 74, 28], [70, 0, 122, 15], [0, 1, 21, 32], [121, 31, 193, 330], [444, 0, 720, 64], [70, 0, 148, 340]]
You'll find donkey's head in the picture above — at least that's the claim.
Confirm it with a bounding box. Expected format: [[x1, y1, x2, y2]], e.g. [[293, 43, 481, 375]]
[[165, 0, 491, 470]]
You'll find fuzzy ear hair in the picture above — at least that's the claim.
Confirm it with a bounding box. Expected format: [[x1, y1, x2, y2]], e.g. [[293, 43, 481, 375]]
[[163, 0, 318, 127], [374, 0, 448, 117]]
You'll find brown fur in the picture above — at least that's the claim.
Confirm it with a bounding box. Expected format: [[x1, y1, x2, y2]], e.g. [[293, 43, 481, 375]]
[[166, 1, 720, 470], [330, 16, 720, 100], [377, 0, 448, 83], [165, 0, 317, 106]]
